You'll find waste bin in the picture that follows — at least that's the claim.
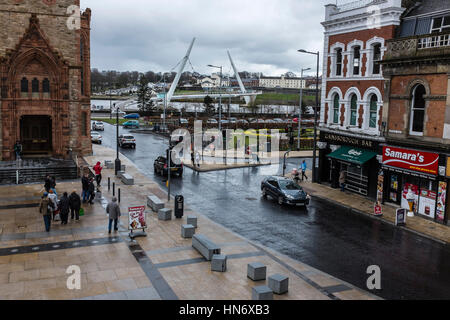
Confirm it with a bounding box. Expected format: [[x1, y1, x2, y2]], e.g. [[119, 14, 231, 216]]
[[175, 195, 184, 219]]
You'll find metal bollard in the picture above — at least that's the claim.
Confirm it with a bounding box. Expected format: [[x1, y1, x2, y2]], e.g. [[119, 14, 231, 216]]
[[108, 177, 111, 192], [118, 188, 121, 203], [113, 182, 115, 197]]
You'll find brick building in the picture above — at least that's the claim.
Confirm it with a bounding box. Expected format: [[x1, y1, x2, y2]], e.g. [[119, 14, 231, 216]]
[[0, 0, 92, 161], [318, 0, 405, 198], [381, 0, 450, 225]]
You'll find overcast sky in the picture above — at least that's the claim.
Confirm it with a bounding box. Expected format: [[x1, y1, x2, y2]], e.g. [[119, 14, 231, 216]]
[[82, 0, 340, 77]]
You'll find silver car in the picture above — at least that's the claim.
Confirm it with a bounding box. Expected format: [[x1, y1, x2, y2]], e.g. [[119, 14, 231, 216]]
[[92, 121, 104, 131], [91, 131, 103, 144]]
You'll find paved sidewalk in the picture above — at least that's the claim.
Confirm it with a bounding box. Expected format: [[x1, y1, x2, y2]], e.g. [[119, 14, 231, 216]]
[[288, 171, 450, 245], [0, 145, 379, 300]]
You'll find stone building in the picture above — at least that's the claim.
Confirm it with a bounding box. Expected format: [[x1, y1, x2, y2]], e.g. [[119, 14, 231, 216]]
[[318, 0, 405, 198], [381, 0, 450, 225], [0, 0, 92, 161]]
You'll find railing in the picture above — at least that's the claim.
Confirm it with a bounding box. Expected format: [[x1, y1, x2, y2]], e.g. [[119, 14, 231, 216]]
[[335, 0, 384, 13], [418, 34, 450, 49]]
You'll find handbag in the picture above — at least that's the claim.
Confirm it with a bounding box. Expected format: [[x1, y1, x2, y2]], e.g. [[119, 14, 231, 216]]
[[79, 208, 85, 217]]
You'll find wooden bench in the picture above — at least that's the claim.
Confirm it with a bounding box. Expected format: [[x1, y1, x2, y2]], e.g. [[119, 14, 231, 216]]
[[147, 195, 165, 212], [121, 173, 134, 185], [192, 234, 221, 261]]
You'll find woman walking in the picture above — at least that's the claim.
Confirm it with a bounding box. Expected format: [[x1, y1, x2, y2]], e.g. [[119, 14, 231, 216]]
[[39, 193, 53, 232], [93, 162, 103, 187]]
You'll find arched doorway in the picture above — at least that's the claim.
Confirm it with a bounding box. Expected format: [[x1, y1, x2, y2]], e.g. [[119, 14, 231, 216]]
[[20, 116, 52, 156]]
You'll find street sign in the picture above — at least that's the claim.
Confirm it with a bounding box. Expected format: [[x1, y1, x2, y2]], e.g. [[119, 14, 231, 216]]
[[128, 206, 146, 231], [395, 208, 407, 226]]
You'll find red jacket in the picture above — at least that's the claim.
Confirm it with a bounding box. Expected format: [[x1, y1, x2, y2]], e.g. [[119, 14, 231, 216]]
[[94, 164, 103, 175]]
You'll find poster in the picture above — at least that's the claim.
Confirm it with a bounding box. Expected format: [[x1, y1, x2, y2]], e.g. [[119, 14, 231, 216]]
[[128, 206, 147, 231], [402, 183, 419, 212], [374, 203, 383, 216], [418, 189, 436, 219], [437, 182, 447, 222], [396, 208, 407, 226]]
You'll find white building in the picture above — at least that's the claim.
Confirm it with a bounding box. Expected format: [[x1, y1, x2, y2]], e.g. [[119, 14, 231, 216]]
[[259, 75, 306, 89]]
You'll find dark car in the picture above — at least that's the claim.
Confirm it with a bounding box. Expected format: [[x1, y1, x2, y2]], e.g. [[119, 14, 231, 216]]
[[118, 134, 136, 149], [154, 153, 183, 177], [261, 176, 310, 206]]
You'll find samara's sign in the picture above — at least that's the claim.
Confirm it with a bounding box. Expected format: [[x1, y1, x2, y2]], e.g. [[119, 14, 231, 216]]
[[382, 146, 439, 176]]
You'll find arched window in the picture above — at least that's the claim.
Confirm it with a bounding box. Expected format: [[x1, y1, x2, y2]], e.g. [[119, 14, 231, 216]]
[[335, 48, 343, 76], [32, 78, 39, 93], [333, 94, 340, 124], [410, 85, 426, 135], [369, 95, 378, 128], [43, 78, 50, 93], [350, 94, 358, 126], [21, 78, 28, 93]]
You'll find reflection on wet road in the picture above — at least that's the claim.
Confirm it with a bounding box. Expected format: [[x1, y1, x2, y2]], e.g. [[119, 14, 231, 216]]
[[97, 122, 450, 300]]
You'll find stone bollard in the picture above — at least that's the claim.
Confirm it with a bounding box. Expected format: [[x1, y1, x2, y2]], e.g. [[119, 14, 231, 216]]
[[247, 263, 267, 281], [181, 224, 195, 239], [252, 286, 273, 300]]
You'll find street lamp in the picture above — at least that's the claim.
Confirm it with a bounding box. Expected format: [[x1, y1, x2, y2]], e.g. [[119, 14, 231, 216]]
[[113, 103, 122, 175], [298, 49, 320, 183], [298, 67, 311, 151], [207, 64, 223, 132]]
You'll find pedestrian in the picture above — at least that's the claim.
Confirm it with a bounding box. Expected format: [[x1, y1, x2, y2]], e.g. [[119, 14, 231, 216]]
[[93, 161, 103, 187], [195, 152, 201, 168], [69, 190, 81, 221], [44, 175, 52, 193], [339, 170, 347, 192], [106, 197, 121, 234], [59, 192, 70, 225], [301, 160, 308, 181], [88, 177, 96, 205], [39, 192, 53, 232], [292, 168, 300, 184], [50, 176, 57, 195], [81, 173, 90, 203], [48, 189, 59, 221], [14, 141, 22, 160], [191, 151, 195, 167]]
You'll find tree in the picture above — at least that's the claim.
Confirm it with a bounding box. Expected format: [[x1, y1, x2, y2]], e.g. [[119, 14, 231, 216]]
[[204, 95, 215, 116], [137, 74, 154, 113]]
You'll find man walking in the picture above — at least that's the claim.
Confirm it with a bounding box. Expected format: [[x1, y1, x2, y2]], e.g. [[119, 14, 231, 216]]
[[81, 173, 90, 203], [301, 160, 308, 181], [106, 197, 121, 234], [69, 190, 81, 221], [39, 193, 53, 232], [59, 192, 70, 225]]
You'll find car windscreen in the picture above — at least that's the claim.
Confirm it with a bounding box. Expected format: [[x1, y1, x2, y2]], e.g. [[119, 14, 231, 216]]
[[124, 136, 135, 139], [279, 180, 303, 191]]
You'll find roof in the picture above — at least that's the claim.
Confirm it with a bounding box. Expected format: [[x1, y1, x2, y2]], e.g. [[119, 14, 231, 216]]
[[403, 0, 450, 18]]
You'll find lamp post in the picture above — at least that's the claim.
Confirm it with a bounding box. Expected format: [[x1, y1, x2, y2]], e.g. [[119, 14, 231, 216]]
[[298, 49, 320, 183], [298, 67, 311, 151], [114, 103, 122, 175], [207, 65, 223, 131]]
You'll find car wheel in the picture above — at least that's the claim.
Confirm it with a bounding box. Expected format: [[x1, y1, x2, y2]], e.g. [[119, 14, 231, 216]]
[[278, 196, 284, 206], [262, 188, 268, 199]]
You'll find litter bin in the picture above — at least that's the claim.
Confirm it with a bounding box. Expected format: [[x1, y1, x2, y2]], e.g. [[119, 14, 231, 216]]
[[175, 195, 184, 219]]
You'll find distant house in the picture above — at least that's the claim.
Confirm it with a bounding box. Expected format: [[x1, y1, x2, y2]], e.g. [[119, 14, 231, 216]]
[[259, 75, 306, 89]]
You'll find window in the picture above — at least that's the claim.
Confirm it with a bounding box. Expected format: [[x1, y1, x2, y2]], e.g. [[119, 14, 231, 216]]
[[431, 15, 450, 33], [32, 78, 39, 93], [43, 78, 50, 93], [353, 46, 361, 76], [372, 44, 382, 75], [335, 48, 342, 76], [350, 94, 358, 126], [410, 85, 426, 135], [369, 95, 378, 129], [21, 78, 28, 93], [333, 94, 340, 124], [80, 39, 85, 95], [81, 112, 87, 136]]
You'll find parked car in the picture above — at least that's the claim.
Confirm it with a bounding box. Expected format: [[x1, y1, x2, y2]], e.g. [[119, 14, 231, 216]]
[[256, 119, 266, 123], [261, 176, 310, 207], [154, 153, 183, 177], [220, 119, 230, 124], [273, 118, 284, 123], [92, 121, 104, 131], [207, 118, 218, 124], [228, 117, 237, 124], [179, 118, 189, 125], [124, 113, 140, 119], [123, 120, 140, 129], [91, 131, 102, 144], [237, 119, 249, 124], [118, 134, 136, 149]]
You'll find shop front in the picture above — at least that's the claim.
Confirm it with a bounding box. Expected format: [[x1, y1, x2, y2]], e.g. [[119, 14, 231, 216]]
[[381, 145, 448, 224], [318, 131, 382, 199]]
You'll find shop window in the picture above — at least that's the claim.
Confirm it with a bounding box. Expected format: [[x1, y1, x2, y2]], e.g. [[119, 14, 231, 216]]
[[333, 94, 340, 124], [409, 84, 426, 136], [369, 95, 378, 128], [372, 44, 382, 75], [352, 46, 361, 76], [350, 94, 358, 126], [335, 48, 342, 76]]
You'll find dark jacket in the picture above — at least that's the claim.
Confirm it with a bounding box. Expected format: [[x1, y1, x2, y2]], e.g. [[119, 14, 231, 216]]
[[82, 176, 90, 191], [44, 178, 52, 191], [69, 192, 81, 210], [50, 177, 56, 189], [88, 181, 95, 194], [59, 196, 70, 214]]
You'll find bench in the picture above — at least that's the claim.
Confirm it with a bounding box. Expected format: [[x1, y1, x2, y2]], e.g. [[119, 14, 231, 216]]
[[147, 195, 165, 212], [192, 234, 221, 261], [117, 171, 125, 179], [121, 173, 134, 185]]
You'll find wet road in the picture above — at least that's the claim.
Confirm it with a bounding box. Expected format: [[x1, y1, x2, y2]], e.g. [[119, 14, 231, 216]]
[[96, 123, 450, 300]]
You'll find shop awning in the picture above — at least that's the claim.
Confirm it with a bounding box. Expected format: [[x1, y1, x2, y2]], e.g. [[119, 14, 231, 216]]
[[327, 146, 377, 165]]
